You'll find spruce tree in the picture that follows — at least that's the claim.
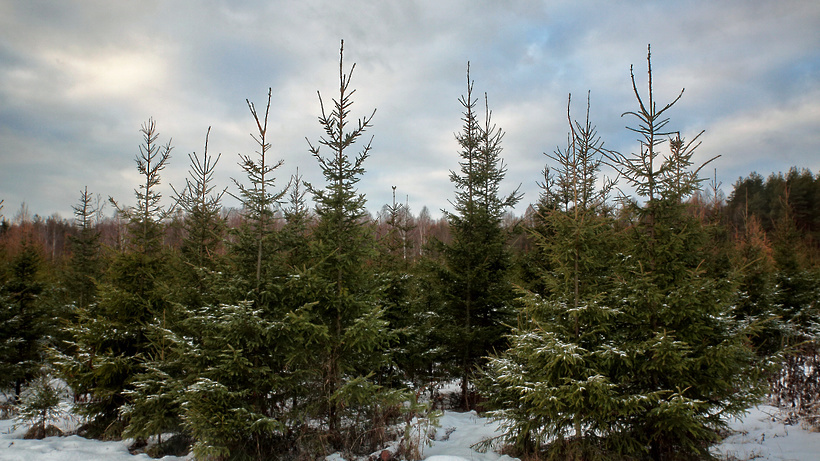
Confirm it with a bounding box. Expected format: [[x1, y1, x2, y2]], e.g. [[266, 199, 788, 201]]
[[438, 64, 521, 408], [170, 127, 228, 310], [173, 127, 227, 272], [168, 96, 301, 459], [274, 169, 312, 273], [230, 89, 287, 293], [604, 47, 762, 459], [0, 239, 48, 397], [65, 187, 102, 311], [302, 40, 399, 451], [58, 119, 175, 438], [482, 93, 621, 458]]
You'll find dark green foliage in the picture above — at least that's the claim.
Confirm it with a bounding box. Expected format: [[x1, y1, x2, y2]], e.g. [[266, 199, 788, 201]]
[[482, 93, 622, 459], [170, 128, 228, 311], [436, 64, 522, 408], [301, 40, 402, 451], [603, 47, 763, 459], [0, 240, 49, 396], [65, 187, 102, 311], [172, 127, 227, 272], [173, 301, 314, 460], [230, 89, 286, 291], [57, 119, 175, 439], [277, 169, 312, 271], [19, 41, 820, 459]]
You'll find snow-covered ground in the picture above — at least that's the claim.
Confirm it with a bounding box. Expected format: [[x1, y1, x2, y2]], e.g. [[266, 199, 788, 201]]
[[712, 405, 820, 461], [0, 418, 185, 461], [2, 405, 818, 460]]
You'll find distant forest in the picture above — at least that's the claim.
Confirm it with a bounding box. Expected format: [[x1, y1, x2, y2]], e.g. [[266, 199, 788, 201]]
[[2, 166, 819, 270], [2, 44, 819, 460]]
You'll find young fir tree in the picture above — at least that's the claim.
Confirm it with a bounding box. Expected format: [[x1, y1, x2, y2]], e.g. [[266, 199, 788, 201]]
[[481, 93, 621, 459], [167, 95, 311, 459], [603, 47, 762, 459], [374, 188, 416, 386], [437, 64, 521, 408], [65, 187, 103, 312], [271, 168, 312, 275], [230, 89, 287, 294], [0, 239, 48, 397], [173, 127, 227, 272], [120, 129, 230, 453], [172, 298, 317, 459], [170, 128, 304, 459], [57, 119, 175, 438], [302, 40, 400, 452], [169, 127, 229, 309]]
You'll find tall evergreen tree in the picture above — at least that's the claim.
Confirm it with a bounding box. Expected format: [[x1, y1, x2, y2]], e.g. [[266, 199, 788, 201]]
[[438, 64, 521, 408], [302, 40, 398, 451], [230, 89, 287, 293], [57, 119, 175, 438], [482, 93, 620, 458], [604, 47, 761, 459]]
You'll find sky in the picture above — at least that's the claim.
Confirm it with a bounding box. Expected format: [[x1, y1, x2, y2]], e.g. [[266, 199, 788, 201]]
[[1, 0, 819, 222]]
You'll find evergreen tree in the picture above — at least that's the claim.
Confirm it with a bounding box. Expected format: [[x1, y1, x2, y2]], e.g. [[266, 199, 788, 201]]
[[482, 93, 621, 458], [230, 89, 287, 293], [437, 64, 521, 408], [173, 127, 227, 272], [302, 40, 399, 451], [168, 123, 305, 459], [65, 187, 102, 311], [374, 188, 417, 386], [604, 47, 762, 459], [275, 169, 312, 272], [170, 127, 228, 310], [724, 201, 784, 362], [0, 239, 48, 397], [57, 119, 175, 438], [173, 298, 326, 459]]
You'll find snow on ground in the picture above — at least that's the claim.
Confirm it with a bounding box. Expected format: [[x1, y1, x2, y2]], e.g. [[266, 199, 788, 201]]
[[0, 417, 185, 461], [421, 411, 515, 461], [712, 404, 820, 461], [2, 405, 819, 461]]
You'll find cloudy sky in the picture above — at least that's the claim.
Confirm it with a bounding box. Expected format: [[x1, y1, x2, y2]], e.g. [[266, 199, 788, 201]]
[[1, 0, 818, 221]]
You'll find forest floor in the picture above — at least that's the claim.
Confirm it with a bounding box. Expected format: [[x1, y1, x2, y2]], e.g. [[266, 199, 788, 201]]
[[1, 402, 819, 460]]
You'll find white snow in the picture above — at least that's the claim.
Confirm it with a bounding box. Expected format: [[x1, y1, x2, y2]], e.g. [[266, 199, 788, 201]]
[[712, 405, 820, 461], [0, 418, 186, 461], [2, 405, 819, 460], [421, 411, 516, 461]]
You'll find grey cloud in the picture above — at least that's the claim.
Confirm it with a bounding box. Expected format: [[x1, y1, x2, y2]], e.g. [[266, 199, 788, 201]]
[[1, 0, 819, 220]]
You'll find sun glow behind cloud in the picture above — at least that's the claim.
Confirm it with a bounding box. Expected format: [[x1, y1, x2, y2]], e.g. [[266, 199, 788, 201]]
[[0, 0, 819, 220]]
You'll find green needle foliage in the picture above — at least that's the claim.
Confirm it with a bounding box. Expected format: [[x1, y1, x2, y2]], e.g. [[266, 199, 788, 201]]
[[482, 93, 621, 459], [302, 40, 399, 452], [173, 127, 227, 272], [230, 89, 287, 293], [65, 187, 103, 311], [604, 47, 762, 459], [58, 119, 176, 439], [437, 64, 522, 409], [0, 239, 48, 397]]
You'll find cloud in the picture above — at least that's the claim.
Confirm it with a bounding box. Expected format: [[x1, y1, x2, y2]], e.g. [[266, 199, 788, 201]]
[[1, 0, 819, 221]]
